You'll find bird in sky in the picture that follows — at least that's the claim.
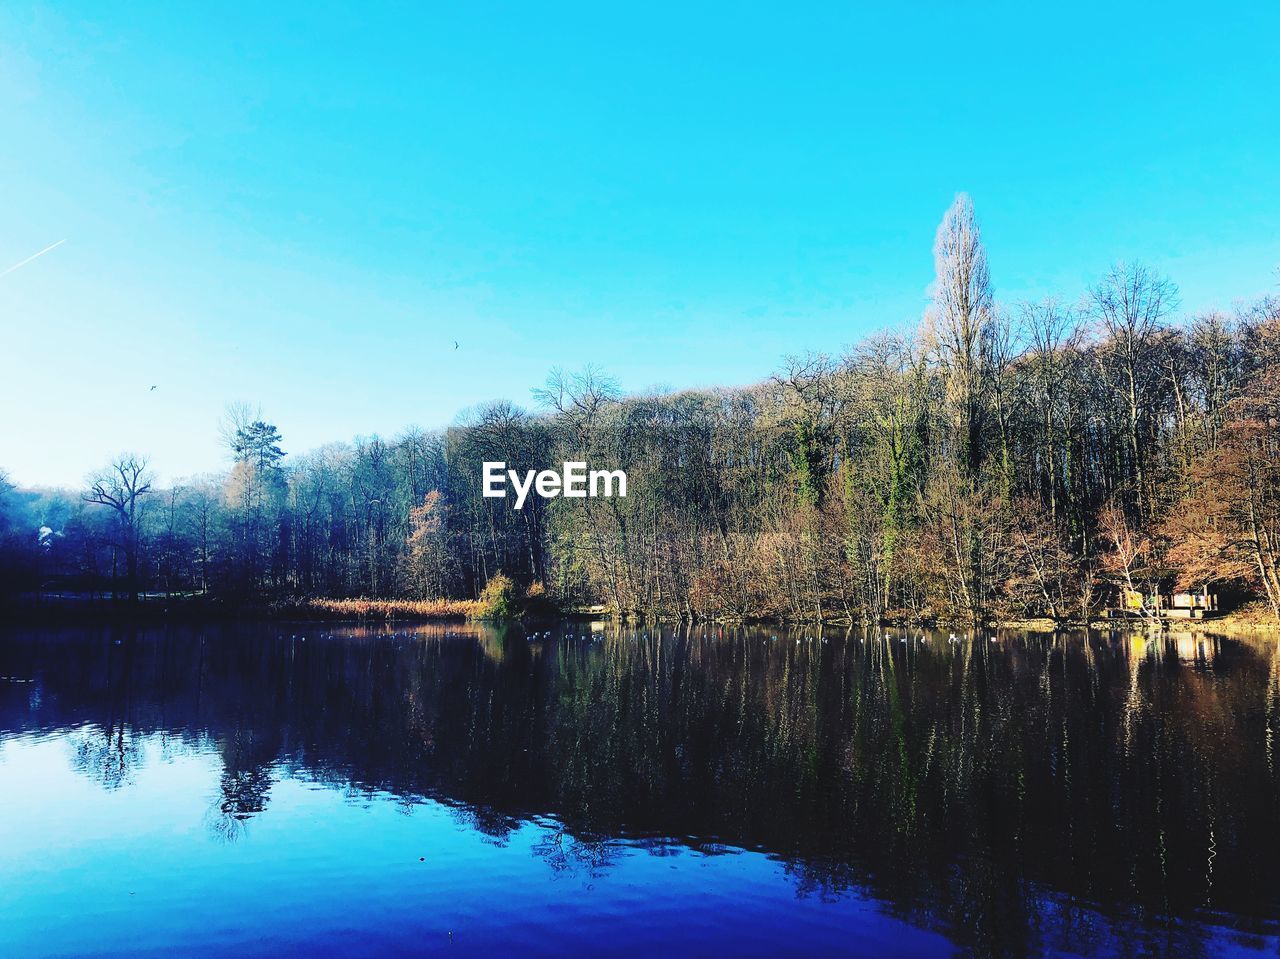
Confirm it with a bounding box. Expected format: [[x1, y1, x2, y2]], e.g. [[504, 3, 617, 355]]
[[149, 385, 157, 391], [454, 340, 459, 350]]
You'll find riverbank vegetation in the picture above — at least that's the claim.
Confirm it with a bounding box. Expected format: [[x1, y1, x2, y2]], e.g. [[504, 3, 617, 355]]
[[3, 196, 1278, 626], [277, 597, 481, 622]]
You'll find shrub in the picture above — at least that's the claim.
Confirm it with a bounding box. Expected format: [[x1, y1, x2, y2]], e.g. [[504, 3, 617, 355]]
[[474, 572, 521, 621], [285, 597, 480, 621]]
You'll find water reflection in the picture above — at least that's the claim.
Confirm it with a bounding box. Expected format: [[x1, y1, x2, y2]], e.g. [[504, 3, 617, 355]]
[[1, 624, 1278, 958]]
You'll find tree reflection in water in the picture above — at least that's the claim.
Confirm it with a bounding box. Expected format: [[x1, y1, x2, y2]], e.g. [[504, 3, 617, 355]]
[[2, 623, 1278, 958], [67, 723, 141, 791]]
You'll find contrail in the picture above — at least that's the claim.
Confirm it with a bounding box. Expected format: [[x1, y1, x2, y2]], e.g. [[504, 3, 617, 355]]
[[1, 239, 66, 278]]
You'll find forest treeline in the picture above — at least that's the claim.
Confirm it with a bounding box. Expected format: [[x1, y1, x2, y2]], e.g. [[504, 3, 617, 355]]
[[2, 196, 1278, 625]]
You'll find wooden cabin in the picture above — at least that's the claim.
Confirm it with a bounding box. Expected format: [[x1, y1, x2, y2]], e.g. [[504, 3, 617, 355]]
[[1103, 589, 1218, 620], [1167, 591, 1218, 618]]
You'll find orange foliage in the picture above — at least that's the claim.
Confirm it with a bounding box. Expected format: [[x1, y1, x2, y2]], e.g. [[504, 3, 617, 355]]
[[289, 597, 480, 621]]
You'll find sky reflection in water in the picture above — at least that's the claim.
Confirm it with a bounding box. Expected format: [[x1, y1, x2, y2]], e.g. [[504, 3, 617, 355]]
[[1, 623, 1278, 958]]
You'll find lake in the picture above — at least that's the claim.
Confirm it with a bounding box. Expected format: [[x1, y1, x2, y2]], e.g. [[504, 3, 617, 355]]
[[1, 623, 1278, 957]]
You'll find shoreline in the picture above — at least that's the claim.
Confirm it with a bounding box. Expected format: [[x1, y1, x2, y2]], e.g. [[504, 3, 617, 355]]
[[4, 595, 1276, 635]]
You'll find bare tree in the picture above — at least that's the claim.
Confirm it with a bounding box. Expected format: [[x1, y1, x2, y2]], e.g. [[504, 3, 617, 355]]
[[928, 193, 994, 478], [1021, 298, 1082, 522], [532, 365, 621, 438], [84, 454, 153, 602], [1099, 503, 1160, 622], [1089, 263, 1178, 519]]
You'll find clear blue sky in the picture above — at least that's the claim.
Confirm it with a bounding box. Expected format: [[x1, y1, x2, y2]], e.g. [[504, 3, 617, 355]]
[[2, 2, 1278, 488]]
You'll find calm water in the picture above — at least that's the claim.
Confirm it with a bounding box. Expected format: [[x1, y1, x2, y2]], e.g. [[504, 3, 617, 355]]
[[1, 624, 1279, 958]]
